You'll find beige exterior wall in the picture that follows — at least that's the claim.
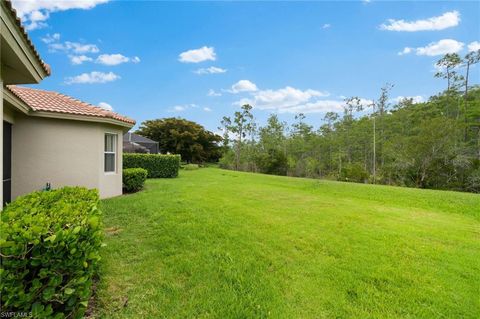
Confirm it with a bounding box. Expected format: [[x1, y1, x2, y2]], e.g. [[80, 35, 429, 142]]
[[11, 113, 123, 199]]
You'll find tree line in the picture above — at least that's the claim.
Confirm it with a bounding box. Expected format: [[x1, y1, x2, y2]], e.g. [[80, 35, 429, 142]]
[[219, 51, 480, 192]]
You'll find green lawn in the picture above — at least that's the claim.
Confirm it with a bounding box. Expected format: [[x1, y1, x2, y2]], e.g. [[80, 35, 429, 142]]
[[96, 168, 480, 318]]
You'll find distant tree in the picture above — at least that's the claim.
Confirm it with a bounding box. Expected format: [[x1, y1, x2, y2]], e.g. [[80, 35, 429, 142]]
[[463, 50, 480, 141], [217, 61, 480, 193], [257, 114, 288, 175], [292, 113, 313, 138], [372, 83, 394, 182], [221, 104, 255, 170], [435, 53, 463, 92], [136, 118, 222, 163]]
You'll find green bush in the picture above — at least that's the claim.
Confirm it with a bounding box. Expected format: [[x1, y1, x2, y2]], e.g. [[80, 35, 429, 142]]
[[123, 168, 148, 192], [0, 187, 102, 318], [339, 163, 369, 183], [182, 163, 199, 170], [123, 154, 180, 178]]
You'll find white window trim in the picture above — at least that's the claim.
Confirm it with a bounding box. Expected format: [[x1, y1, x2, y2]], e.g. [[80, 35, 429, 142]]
[[104, 133, 117, 174]]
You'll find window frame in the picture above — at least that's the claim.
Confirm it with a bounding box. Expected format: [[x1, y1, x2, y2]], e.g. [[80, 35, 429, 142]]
[[104, 133, 117, 174]]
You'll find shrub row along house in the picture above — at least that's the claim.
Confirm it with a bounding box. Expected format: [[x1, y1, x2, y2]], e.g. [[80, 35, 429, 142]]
[[0, 0, 135, 206]]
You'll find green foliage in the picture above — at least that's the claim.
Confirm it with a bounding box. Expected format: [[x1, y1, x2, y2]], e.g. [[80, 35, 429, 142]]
[[465, 168, 480, 193], [182, 163, 200, 170], [219, 85, 480, 192], [123, 153, 180, 178], [218, 149, 236, 170], [256, 148, 288, 175], [123, 168, 148, 192], [0, 187, 102, 318], [220, 104, 256, 170], [339, 163, 369, 183], [136, 118, 222, 163]]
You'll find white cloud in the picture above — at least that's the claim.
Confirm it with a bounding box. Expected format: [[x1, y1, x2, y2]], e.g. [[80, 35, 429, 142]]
[[399, 39, 464, 56], [398, 47, 413, 56], [96, 54, 129, 65], [65, 71, 120, 84], [468, 41, 480, 52], [173, 105, 186, 112], [41, 33, 61, 44], [275, 100, 345, 114], [391, 96, 424, 104], [207, 89, 222, 97], [11, 0, 110, 30], [42, 34, 100, 57], [234, 86, 332, 114], [98, 102, 113, 111], [49, 41, 100, 54], [322, 24, 331, 29], [179, 46, 216, 63], [380, 11, 460, 32], [69, 55, 93, 65], [95, 54, 140, 66], [230, 80, 258, 93], [203, 107, 212, 112], [168, 104, 198, 113], [23, 9, 49, 30], [194, 66, 227, 75]]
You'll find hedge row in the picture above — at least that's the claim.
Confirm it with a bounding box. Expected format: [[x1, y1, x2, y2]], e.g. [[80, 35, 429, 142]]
[[123, 168, 148, 192], [0, 187, 103, 318], [123, 153, 180, 178]]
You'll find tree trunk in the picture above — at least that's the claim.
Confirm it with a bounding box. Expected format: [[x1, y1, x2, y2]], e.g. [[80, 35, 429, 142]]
[[464, 62, 470, 142]]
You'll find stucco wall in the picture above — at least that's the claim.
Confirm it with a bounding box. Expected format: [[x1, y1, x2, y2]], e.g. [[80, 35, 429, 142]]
[[11, 114, 123, 199]]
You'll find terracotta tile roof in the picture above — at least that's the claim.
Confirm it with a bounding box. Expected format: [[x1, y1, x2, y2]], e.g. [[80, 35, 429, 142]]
[[6, 85, 136, 126], [4, 0, 51, 76]]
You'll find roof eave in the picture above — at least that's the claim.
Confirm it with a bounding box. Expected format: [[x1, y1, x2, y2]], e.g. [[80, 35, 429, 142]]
[[31, 111, 135, 129], [1, 0, 51, 83]]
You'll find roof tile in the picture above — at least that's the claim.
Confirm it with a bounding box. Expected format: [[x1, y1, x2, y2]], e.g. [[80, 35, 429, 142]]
[[6, 85, 135, 125]]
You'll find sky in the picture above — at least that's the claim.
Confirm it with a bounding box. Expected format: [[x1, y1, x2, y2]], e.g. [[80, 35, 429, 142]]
[[11, 0, 480, 132]]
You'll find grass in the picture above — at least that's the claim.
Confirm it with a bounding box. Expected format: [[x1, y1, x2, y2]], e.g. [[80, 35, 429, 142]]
[[96, 168, 480, 318]]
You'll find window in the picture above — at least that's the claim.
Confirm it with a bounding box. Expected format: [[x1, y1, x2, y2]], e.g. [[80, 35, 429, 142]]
[[104, 133, 117, 173]]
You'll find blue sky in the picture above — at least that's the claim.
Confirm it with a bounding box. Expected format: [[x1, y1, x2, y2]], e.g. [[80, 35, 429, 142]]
[[12, 0, 480, 132]]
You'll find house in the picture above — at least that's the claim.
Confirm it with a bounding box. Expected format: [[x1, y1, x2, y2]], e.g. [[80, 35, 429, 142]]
[[1, 0, 135, 206], [123, 132, 159, 154], [123, 140, 150, 154]]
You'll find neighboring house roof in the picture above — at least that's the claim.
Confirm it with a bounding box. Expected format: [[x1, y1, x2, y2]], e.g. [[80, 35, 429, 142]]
[[6, 85, 135, 126], [4, 0, 51, 76], [123, 141, 150, 153], [123, 132, 159, 144]]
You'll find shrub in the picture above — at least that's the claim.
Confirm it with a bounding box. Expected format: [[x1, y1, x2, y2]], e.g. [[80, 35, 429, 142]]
[[123, 154, 180, 178], [339, 163, 369, 183], [466, 168, 480, 193], [182, 163, 199, 170], [123, 168, 148, 192], [256, 149, 288, 176], [0, 187, 102, 318]]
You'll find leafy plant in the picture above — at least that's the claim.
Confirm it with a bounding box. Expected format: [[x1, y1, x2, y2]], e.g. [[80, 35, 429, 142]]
[[123, 168, 148, 192], [0, 187, 103, 318], [339, 163, 369, 183], [123, 154, 181, 178], [182, 163, 200, 170], [136, 118, 223, 163]]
